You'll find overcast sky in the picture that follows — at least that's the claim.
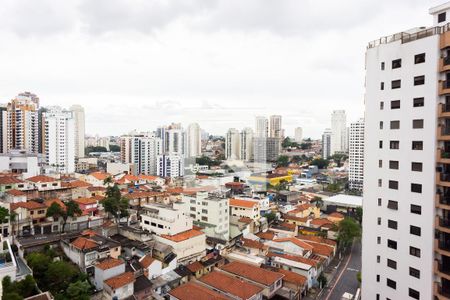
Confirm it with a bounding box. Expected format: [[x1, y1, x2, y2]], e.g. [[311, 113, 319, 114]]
[[0, 0, 442, 138]]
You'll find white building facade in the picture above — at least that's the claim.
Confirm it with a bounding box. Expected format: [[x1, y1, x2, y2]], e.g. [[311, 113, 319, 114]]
[[321, 129, 332, 159], [255, 116, 269, 138], [349, 118, 364, 191], [186, 123, 201, 158], [269, 115, 282, 138], [225, 128, 240, 160], [330, 110, 347, 154], [157, 154, 184, 178], [120, 133, 163, 175], [294, 127, 303, 143], [240, 127, 254, 162], [70, 105, 85, 158]]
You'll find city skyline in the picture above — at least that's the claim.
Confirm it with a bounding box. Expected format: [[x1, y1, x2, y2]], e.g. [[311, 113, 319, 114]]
[[0, 0, 439, 137]]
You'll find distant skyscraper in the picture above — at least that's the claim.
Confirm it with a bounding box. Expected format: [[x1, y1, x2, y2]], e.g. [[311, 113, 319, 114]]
[[157, 154, 184, 178], [6, 93, 39, 153], [70, 105, 85, 158], [43, 106, 75, 173], [240, 127, 254, 161], [225, 128, 240, 160], [159, 123, 184, 156], [0, 105, 7, 154], [294, 127, 303, 143], [255, 116, 268, 138], [120, 132, 162, 175], [253, 137, 281, 162], [186, 123, 201, 158], [349, 119, 364, 191], [331, 110, 347, 154], [322, 128, 332, 159], [269, 115, 282, 138]]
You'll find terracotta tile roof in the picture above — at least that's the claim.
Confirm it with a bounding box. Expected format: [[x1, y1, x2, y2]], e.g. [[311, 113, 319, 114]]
[[199, 271, 263, 299], [73, 197, 98, 205], [11, 201, 46, 211], [160, 229, 204, 243], [186, 261, 204, 273], [169, 282, 230, 300], [87, 186, 106, 192], [71, 236, 98, 250], [276, 222, 296, 231], [6, 189, 26, 196], [296, 203, 311, 211], [0, 176, 23, 185], [44, 198, 66, 210], [92, 195, 105, 201], [81, 229, 98, 237], [275, 268, 307, 286], [310, 218, 333, 227], [124, 191, 165, 200], [273, 238, 314, 251], [89, 171, 111, 181], [139, 255, 156, 269], [238, 217, 253, 224], [104, 271, 135, 289], [229, 198, 258, 208], [62, 180, 92, 188], [221, 261, 283, 286], [308, 242, 334, 257], [284, 215, 308, 222], [225, 181, 244, 187], [267, 252, 317, 267], [328, 212, 345, 219], [296, 234, 337, 246], [26, 175, 56, 183], [241, 238, 267, 250], [95, 257, 124, 270], [256, 231, 275, 240], [138, 174, 159, 181]]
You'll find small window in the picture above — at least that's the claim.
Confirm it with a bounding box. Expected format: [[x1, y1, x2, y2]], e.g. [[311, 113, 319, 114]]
[[388, 219, 398, 229], [389, 181, 398, 190], [379, 121, 383, 129], [410, 225, 421, 236], [409, 267, 420, 279], [389, 160, 399, 169], [387, 259, 397, 269], [390, 120, 400, 129], [377, 217, 381, 225], [411, 162, 422, 172], [379, 160, 383, 168], [414, 75, 425, 86], [392, 59, 401, 69], [390, 140, 399, 149], [378, 198, 382, 206], [415, 53, 426, 64], [377, 236, 381, 244], [380, 101, 384, 109], [388, 200, 398, 210], [391, 80, 401, 89], [411, 204, 422, 215], [379, 141, 383, 149], [412, 119, 424, 129], [378, 179, 382, 187], [377, 255, 380, 263], [376, 274, 380, 282], [387, 278, 396, 289], [412, 141, 423, 150], [381, 82, 385, 90], [409, 288, 420, 300], [413, 97, 424, 107], [381, 62, 385, 70], [376, 294, 380, 300], [391, 100, 401, 109], [411, 183, 422, 193], [439, 12, 446, 23], [387, 239, 397, 249], [201, 216, 208, 221], [410, 246, 421, 257]]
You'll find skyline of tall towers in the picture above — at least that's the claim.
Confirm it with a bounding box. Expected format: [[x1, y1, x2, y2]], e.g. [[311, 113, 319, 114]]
[[70, 104, 85, 158], [269, 115, 282, 138], [330, 110, 347, 154], [255, 116, 269, 138]]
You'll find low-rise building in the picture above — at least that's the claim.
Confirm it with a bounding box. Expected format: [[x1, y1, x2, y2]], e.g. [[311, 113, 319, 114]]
[[169, 282, 230, 300], [199, 271, 263, 300], [140, 202, 192, 236], [94, 257, 125, 290], [229, 198, 260, 220], [103, 271, 135, 300]]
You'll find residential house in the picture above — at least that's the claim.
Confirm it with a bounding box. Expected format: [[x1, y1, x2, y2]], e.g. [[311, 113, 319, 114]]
[[10, 201, 48, 235], [229, 198, 260, 220], [73, 197, 99, 216], [103, 271, 135, 300], [94, 257, 125, 290], [169, 282, 231, 300], [140, 202, 192, 236], [139, 254, 163, 279]]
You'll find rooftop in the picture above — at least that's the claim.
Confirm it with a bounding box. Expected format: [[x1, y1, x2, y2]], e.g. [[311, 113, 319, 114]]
[[26, 175, 56, 183], [199, 271, 263, 299], [160, 229, 204, 243], [169, 282, 230, 300], [221, 261, 283, 286], [104, 271, 135, 289], [95, 257, 124, 270], [229, 198, 258, 208], [71, 236, 99, 250]]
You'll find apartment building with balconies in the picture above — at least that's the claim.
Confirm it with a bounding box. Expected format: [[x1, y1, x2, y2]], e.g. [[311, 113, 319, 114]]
[[140, 202, 192, 236]]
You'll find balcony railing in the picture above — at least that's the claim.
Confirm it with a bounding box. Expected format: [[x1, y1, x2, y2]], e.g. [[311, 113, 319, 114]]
[[437, 284, 450, 299], [437, 260, 450, 276], [442, 127, 450, 137], [444, 81, 450, 90], [445, 56, 450, 66], [440, 217, 450, 228], [442, 173, 450, 182], [443, 104, 450, 113], [439, 240, 450, 252], [441, 195, 450, 206]]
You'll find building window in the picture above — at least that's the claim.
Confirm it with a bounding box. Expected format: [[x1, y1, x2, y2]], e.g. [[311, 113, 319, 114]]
[[412, 141, 423, 150], [390, 140, 399, 149], [387, 239, 397, 249], [409, 288, 420, 300], [411, 204, 421, 215], [387, 259, 397, 270], [201, 216, 208, 221], [387, 278, 396, 289], [202, 209, 208, 214], [390, 120, 400, 129], [439, 12, 447, 23], [410, 225, 421, 236], [415, 53, 426, 64], [380, 101, 384, 109], [411, 183, 422, 193], [376, 294, 380, 300], [379, 141, 383, 149], [190, 207, 196, 212], [410, 246, 421, 257], [412, 119, 424, 129], [391, 100, 401, 109], [411, 162, 422, 172], [391, 80, 401, 89], [376, 274, 380, 282], [378, 198, 382, 206], [387, 200, 398, 210], [392, 59, 401, 69], [388, 219, 398, 229], [378, 179, 382, 187], [413, 97, 424, 107], [389, 161, 399, 169], [409, 267, 420, 279], [381, 62, 385, 70], [381, 82, 385, 90], [379, 160, 383, 168], [414, 75, 425, 86], [377, 217, 381, 225], [377, 255, 380, 263], [377, 236, 381, 244], [388, 180, 398, 190], [379, 121, 383, 129]]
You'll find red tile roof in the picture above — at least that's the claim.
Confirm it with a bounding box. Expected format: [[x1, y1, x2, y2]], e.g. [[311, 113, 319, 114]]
[[241, 238, 267, 250], [276, 268, 307, 286], [95, 258, 124, 270], [62, 180, 92, 188], [267, 252, 317, 267], [73, 197, 98, 205], [0, 176, 23, 185], [27, 175, 56, 183], [89, 172, 111, 181], [44, 198, 66, 210], [160, 229, 204, 243], [6, 189, 26, 196], [186, 261, 204, 273], [139, 255, 156, 269], [310, 218, 333, 227], [71, 236, 98, 250], [256, 231, 275, 240], [87, 186, 106, 192], [199, 271, 263, 299], [273, 238, 314, 251], [138, 174, 159, 181], [104, 271, 135, 289], [296, 234, 337, 246], [11, 201, 46, 211], [238, 217, 253, 224], [169, 282, 230, 300], [328, 212, 345, 219], [229, 198, 258, 208], [221, 261, 283, 286]]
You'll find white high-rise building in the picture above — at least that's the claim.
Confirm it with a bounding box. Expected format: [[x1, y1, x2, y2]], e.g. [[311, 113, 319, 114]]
[[322, 129, 331, 159], [70, 105, 85, 158], [225, 128, 240, 160], [157, 154, 184, 178], [349, 119, 364, 191], [255, 116, 268, 138], [330, 110, 347, 154], [186, 123, 201, 158], [294, 127, 303, 143], [120, 133, 162, 175], [269, 115, 282, 138], [43, 106, 75, 173], [240, 127, 254, 162], [362, 4, 450, 300]]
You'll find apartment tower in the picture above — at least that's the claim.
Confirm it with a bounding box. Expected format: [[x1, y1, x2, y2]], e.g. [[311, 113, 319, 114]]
[[70, 105, 86, 158], [269, 115, 282, 138], [225, 128, 240, 160], [349, 118, 364, 191], [330, 110, 347, 154], [294, 127, 303, 143], [240, 127, 254, 162], [255, 116, 269, 138], [322, 129, 332, 159], [186, 123, 201, 158], [363, 3, 450, 299]]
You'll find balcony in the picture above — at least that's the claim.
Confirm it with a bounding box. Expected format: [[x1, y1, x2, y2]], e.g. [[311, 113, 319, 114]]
[[437, 216, 450, 234], [436, 282, 450, 300], [440, 80, 450, 96], [438, 126, 450, 141], [437, 194, 450, 211], [441, 57, 450, 73], [436, 259, 450, 281], [438, 149, 450, 164], [436, 238, 450, 256], [438, 173, 450, 187], [440, 103, 450, 118]]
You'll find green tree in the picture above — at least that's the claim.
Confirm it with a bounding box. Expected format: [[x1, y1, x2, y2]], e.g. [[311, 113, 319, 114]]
[[300, 142, 312, 150], [318, 273, 328, 288], [26, 253, 51, 282], [310, 158, 329, 169], [276, 155, 290, 167], [46, 261, 78, 294], [337, 217, 361, 248], [357, 272, 361, 285], [66, 280, 91, 300], [109, 144, 120, 152], [85, 146, 107, 154], [264, 212, 277, 224], [103, 183, 129, 222], [355, 207, 363, 225]]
